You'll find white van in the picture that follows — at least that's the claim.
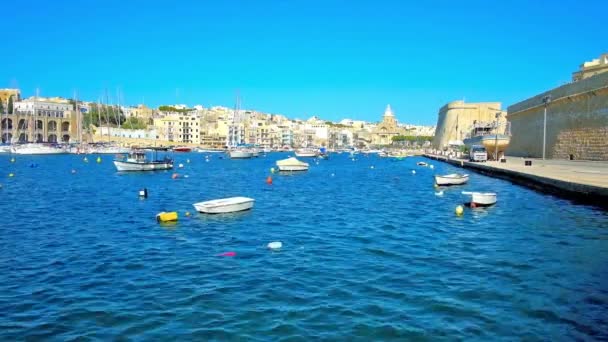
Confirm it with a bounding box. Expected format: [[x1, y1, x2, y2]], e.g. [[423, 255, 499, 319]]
[[469, 145, 487, 162]]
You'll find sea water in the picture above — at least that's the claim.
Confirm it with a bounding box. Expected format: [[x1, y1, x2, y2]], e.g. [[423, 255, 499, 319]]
[[0, 153, 606, 340]]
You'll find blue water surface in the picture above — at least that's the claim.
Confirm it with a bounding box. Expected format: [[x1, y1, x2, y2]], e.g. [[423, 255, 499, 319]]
[[0, 152, 607, 340]]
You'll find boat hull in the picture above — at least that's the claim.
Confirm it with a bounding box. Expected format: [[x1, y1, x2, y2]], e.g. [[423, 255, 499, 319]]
[[464, 135, 510, 159], [463, 192, 497, 206], [435, 174, 469, 186], [294, 150, 318, 157], [113, 160, 173, 171], [11, 144, 67, 155], [193, 197, 255, 214], [276, 157, 309, 171], [229, 151, 253, 159], [277, 165, 309, 172]]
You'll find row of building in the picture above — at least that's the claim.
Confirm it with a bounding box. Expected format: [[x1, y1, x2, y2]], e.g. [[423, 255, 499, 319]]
[[0, 89, 436, 148], [431, 53, 608, 161]]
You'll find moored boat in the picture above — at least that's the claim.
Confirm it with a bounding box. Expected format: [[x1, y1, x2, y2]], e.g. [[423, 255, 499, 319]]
[[295, 148, 318, 158], [463, 121, 511, 160], [462, 191, 497, 207], [276, 157, 309, 171], [113, 149, 173, 171], [193, 196, 255, 214], [173, 146, 192, 152], [11, 143, 67, 155], [435, 173, 469, 186], [229, 149, 253, 159]]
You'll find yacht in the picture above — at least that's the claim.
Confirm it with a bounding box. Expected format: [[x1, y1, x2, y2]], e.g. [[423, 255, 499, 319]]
[[229, 148, 253, 159], [463, 121, 511, 160], [11, 143, 67, 155]]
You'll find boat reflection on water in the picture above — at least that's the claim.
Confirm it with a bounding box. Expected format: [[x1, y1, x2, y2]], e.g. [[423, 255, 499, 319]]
[[194, 209, 253, 222]]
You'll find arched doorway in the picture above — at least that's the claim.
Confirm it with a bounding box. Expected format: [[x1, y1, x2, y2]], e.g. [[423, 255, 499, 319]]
[[1, 118, 12, 129], [35, 133, 43, 143], [61, 134, 70, 143], [1, 133, 12, 143], [18, 119, 27, 130], [61, 122, 70, 132], [18, 133, 27, 142], [36, 120, 43, 130], [48, 134, 57, 143], [48, 121, 57, 131]]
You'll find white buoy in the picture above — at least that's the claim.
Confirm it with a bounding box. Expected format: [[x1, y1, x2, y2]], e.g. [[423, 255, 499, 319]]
[[430, 165, 434, 169], [184, 175, 189, 178], [178, 163, 184, 168], [331, 173, 335, 177], [267, 241, 282, 250], [412, 170, 416, 174], [370, 166, 374, 169], [186, 159, 190, 163], [139, 188, 148, 198], [435, 191, 444, 196]]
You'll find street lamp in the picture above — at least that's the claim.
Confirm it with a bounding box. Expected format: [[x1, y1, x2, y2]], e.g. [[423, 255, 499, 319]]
[[542, 95, 552, 160]]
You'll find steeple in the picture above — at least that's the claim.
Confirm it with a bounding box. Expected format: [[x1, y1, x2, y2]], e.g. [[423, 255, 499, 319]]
[[384, 104, 394, 117]]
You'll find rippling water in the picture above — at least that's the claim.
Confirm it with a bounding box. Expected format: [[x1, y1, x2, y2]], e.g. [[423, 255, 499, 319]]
[[0, 152, 606, 340]]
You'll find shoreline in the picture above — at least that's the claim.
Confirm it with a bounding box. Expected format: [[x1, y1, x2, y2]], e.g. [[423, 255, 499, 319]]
[[424, 154, 608, 209]]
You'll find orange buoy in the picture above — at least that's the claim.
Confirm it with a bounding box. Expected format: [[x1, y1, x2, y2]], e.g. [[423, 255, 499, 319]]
[[266, 176, 273, 185], [172, 173, 179, 179]]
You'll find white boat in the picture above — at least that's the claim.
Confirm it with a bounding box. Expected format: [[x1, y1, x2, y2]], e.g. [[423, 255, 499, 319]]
[[435, 173, 469, 186], [0, 145, 11, 153], [295, 148, 318, 158], [193, 196, 255, 214], [11, 143, 67, 155], [276, 157, 309, 171], [463, 121, 511, 160], [113, 150, 173, 171], [251, 148, 260, 157], [197, 148, 224, 153], [462, 191, 497, 207], [89, 144, 131, 154], [229, 149, 253, 159], [417, 161, 428, 166]]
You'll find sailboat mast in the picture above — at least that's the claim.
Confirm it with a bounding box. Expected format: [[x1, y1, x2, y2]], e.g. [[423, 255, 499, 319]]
[[104, 90, 111, 143]]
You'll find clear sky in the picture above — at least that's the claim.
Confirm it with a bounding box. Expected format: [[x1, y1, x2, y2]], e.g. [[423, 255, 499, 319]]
[[1, 0, 605, 124]]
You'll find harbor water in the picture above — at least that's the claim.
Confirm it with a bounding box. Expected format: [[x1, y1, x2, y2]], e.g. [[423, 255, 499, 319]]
[[1, 153, 606, 340]]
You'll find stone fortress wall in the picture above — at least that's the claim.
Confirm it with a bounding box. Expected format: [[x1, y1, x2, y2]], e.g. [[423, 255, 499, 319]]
[[507, 72, 608, 161], [432, 101, 505, 150]]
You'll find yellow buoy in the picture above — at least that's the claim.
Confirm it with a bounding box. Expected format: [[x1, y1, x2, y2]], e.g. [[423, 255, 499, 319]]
[[96, 156, 102, 163], [455, 205, 464, 216], [185, 211, 191, 217], [156, 212, 178, 222]]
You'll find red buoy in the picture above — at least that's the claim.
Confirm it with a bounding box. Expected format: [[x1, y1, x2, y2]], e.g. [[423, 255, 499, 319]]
[[266, 176, 273, 185]]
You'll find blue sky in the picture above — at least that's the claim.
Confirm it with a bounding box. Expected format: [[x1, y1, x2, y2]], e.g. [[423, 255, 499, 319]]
[[1, 0, 605, 124]]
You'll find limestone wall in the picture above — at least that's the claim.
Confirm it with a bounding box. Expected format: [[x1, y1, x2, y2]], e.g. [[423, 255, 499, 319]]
[[432, 101, 503, 149], [507, 72, 608, 160]]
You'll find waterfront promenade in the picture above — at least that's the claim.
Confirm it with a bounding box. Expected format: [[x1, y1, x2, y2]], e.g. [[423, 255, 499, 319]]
[[424, 154, 608, 205]]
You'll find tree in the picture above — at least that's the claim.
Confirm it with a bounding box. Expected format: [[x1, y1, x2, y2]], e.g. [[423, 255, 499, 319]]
[[7, 96, 13, 114], [0, 100, 4, 114]]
